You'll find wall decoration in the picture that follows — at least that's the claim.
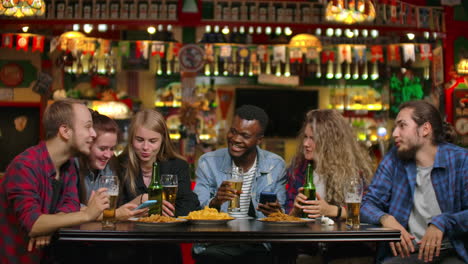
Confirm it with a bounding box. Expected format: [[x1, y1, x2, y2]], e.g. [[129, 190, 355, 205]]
[[0, 103, 41, 172], [0, 62, 24, 87]]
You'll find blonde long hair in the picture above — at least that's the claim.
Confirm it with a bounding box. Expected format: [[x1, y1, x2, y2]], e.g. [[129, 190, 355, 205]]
[[124, 109, 184, 196], [292, 109, 374, 205]]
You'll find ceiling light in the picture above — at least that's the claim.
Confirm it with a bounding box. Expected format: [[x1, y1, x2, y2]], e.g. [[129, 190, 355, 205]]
[[147, 26, 156, 34], [97, 24, 108, 32], [83, 24, 93, 34]]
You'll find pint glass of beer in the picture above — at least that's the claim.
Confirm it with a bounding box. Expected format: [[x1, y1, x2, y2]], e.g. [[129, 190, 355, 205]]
[[344, 177, 363, 229], [226, 167, 244, 213], [161, 174, 178, 206], [99, 176, 119, 229]]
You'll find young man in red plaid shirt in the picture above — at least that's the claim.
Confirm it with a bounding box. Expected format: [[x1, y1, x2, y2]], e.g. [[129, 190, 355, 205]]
[[0, 99, 110, 264]]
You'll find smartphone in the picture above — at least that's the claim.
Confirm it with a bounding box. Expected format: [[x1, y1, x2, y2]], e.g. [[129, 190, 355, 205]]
[[134, 200, 157, 210], [259, 192, 277, 204]]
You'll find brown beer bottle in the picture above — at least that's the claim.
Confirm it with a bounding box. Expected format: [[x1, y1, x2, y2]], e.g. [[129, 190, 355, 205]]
[[302, 161, 316, 218], [148, 161, 163, 215]]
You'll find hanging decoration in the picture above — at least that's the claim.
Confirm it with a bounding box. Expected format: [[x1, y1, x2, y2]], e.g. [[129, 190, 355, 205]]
[[402, 44, 416, 63], [387, 44, 401, 62], [0, 0, 46, 18], [32, 35, 45, 52], [325, 0, 376, 24], [16, 35, 29, 51], [2, 33, 13, 48]]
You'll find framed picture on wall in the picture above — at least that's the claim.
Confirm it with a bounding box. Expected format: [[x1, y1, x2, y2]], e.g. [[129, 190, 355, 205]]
[[0, 102, 42, 172]]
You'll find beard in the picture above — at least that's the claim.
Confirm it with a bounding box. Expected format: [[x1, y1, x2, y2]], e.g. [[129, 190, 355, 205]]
[[396, 143, 420, 161]]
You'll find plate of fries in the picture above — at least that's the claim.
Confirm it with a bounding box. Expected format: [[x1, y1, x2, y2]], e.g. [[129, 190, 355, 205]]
[[129, 215, 187, 228], [258, 212, 314, 226], [180, 206, 235, 225]]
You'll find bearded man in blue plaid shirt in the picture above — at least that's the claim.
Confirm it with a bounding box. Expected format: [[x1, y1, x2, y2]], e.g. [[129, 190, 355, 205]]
[[361, 100, 467, 264]]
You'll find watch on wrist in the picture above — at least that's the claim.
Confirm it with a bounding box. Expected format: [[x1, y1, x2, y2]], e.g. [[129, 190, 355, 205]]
[[336, 205, 342, 218]]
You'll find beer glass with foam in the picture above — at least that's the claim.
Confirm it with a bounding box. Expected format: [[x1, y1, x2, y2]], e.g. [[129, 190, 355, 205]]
[[344, 177, 363, 229], [99, 175, 119, 229], [161, 174, 178, 206], [227, 167, 244, 213]]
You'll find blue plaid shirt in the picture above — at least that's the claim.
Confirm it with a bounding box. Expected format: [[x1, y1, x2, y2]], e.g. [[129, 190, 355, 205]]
[[361, 143, 468, 262]]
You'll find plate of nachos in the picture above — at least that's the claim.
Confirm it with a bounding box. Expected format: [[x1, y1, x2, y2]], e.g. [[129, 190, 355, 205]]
[[180, 206, 235, 225], [258, 212, 314, 226], [129, 214, 187, 228]]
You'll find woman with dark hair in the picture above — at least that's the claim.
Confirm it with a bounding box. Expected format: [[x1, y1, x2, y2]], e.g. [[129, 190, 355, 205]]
[[76, 110, 147, 220]]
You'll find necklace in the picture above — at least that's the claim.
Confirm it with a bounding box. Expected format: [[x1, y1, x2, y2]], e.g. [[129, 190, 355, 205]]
[[141, 168, 152, 177]]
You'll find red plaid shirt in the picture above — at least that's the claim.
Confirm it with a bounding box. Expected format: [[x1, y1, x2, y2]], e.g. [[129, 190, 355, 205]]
[[0, 141, 80, 264], [285, 160, 307, 214]]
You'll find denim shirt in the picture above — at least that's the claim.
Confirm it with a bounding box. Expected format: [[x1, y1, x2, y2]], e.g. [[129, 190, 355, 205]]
[[194, 146, 287, 218], [74, 158, 115, 206]]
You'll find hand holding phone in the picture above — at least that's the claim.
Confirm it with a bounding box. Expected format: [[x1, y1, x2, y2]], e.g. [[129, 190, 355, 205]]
[[259, 192, 277, 204], [134, 200, 157, 210]]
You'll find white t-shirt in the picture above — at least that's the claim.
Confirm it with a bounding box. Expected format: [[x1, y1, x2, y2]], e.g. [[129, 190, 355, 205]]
[[229, 160, 256, 219]]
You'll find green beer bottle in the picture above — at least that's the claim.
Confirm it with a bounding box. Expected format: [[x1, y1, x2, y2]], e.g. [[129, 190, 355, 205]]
[[148, 161, 163, 215], [302, 161, 316, 218]]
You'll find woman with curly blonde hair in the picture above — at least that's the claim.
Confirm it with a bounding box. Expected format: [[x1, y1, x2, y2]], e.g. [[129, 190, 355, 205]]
[[286, 109, 374, 219]]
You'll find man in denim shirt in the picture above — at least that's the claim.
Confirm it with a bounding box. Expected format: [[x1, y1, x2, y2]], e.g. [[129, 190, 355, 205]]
[[193, 105, 287, 264], [361, 100, 467, 264]]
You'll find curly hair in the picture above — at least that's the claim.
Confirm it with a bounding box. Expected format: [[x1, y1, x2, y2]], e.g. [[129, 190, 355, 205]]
[[124, 109, 185, 196], [291, 109, 375, 205], [235, 105, 269, 135]]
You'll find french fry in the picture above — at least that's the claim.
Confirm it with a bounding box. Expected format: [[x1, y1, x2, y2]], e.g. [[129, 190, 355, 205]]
[[137, 215, 183, 223], [261, 212, 305, 222]]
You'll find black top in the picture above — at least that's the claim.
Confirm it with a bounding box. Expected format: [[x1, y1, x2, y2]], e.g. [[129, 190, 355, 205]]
[[121, 158, 200, 217]]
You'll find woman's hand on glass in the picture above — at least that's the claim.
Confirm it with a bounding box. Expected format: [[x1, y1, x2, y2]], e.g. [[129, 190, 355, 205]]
[[162, 200, 175, 217]]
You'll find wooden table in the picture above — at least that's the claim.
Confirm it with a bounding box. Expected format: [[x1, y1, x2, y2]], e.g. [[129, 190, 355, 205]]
[[58, 219, 400, 243], [57, 219, 399, 263]]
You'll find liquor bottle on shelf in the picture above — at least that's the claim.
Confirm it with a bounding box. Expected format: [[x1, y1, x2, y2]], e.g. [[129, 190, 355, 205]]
[[149, 1, 158, 19], [139, 0, 148, 19], [82, 0, 92, 19], [109, 0, 119, 19]]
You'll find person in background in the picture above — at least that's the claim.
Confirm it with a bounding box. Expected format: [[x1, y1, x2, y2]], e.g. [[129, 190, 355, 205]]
[[0, 99, 108, 264], [286, 109, 375, 263], [193, 104, 287, 264], [361, 100, 467, 263], [76, 110, 147, 219], [119, 109, 200, 264]]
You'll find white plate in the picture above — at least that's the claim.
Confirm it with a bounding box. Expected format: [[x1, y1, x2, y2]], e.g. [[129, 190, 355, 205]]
[[129, 217, 187, 227], [257, 218, 314, 226], [186, 219, 234, 225]]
